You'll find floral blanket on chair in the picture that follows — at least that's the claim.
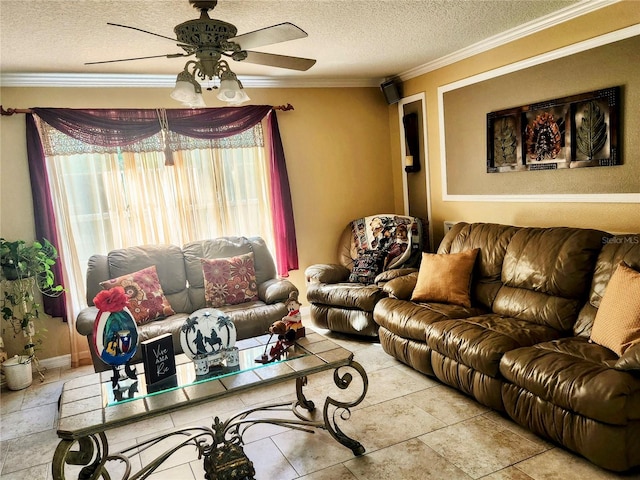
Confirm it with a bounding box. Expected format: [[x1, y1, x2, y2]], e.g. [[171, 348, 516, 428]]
[[348, 215, 423, 284]]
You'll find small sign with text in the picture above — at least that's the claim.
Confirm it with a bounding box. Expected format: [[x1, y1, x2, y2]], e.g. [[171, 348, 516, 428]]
[[141, 333, 176, 387]]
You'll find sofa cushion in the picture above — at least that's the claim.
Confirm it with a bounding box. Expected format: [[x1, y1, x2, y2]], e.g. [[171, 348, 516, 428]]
[[590, 262, 640, 356], [100, 265, 175, 325], [500, 337, 640, 425], [184, 237, 277, 311], [492, 227, 605, 331], [411, 249, 479, 308], [425, 314, 562, 377], [201, 252, 259, 308], [348, 249, 387, 284], [374, 297, 488, 342]]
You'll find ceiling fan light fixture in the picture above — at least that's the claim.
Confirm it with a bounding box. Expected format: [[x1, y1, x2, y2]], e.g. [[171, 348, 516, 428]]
[[216, 68, 249, 105], [170, 69, 203, 105], [185, 92, 207, 108]]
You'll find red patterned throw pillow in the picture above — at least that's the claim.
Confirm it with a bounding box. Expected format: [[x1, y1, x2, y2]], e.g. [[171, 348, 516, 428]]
[[202, 252, 259, 308], [99, 265, 175, 325]]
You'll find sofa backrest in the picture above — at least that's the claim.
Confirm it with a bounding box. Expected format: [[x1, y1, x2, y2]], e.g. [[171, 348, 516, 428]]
[[437, 222, 519, 310], [183, 236, 277, 311], [86, 237, 277, 314], [492, 227, 606, 332], [86, 244, 190, 312], [574, 234, 640, 337]]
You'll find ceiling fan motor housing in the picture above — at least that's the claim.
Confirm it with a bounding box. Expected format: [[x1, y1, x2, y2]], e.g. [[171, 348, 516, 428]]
[[174, 18, 238, 47]]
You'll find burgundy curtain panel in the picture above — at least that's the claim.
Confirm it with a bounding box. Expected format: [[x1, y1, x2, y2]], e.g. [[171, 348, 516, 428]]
[[25, 114, 68, 320], [26, 107, 299, 316], [266, 111, 298, 275]]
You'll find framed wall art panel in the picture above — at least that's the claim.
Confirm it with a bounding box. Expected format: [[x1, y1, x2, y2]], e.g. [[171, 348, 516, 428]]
[[487, 87, 620, 173]]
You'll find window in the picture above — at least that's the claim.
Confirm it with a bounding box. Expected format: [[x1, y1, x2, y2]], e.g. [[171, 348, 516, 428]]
[[37, 119, 274, 317]]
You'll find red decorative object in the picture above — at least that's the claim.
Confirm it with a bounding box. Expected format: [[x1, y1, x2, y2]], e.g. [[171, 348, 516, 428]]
[[100, 266, 175, 325], [94, 286, 128, 312]]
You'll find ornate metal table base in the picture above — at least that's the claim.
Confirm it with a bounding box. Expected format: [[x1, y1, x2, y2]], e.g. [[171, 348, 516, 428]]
[[52, 359, 368, 479]]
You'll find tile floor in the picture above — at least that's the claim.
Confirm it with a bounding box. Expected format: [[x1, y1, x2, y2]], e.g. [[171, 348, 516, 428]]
[[1, 325, 639, 480]]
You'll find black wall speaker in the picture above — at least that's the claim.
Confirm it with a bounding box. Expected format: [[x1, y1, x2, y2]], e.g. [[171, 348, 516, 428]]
[[380, 80, 401, 104]]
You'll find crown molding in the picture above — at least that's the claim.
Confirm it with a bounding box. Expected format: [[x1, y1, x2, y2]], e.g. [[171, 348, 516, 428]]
[[398, 0, 620, 81], [0, 72, 379, 88]]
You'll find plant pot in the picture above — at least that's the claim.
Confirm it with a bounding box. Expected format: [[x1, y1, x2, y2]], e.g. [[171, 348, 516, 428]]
[[2, 355, 33, 390], [1, 265, 20, 281]]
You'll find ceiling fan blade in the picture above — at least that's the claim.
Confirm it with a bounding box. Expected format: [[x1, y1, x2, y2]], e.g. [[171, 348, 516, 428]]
[[243, 51, 316, 71], [107, 22, 184, 44], [85, 53, 189, 65], [230, 22, 308, 50]]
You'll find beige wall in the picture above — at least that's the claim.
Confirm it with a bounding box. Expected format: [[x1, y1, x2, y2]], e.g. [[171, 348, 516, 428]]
[[4, 2, 640, 361], [0, 86, 395, 359], [396, 2, 640, 245]]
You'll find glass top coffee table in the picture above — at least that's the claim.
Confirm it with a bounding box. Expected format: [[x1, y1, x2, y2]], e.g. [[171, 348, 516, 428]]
[[53, 331, 368, 480]]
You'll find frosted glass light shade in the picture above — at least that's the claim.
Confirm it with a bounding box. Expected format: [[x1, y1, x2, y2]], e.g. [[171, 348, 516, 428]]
[[170, 80, 198, 104], [187, 93, 206, 108], [217, 79, 250, 104]]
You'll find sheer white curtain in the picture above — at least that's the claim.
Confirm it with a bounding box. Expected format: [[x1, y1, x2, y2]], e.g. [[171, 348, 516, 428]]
[[40, 122, 274, 365]]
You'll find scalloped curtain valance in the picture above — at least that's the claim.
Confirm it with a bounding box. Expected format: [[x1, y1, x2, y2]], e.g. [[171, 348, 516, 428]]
[[26, 106, 298, 321]]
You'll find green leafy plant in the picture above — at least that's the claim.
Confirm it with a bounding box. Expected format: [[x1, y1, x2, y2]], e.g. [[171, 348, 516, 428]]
[[1, 238, 63, 357]]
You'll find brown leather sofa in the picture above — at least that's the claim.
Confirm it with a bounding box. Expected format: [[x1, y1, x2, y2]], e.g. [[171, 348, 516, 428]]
[[373, 222, 640, 472], [76, 236, 298, 372]]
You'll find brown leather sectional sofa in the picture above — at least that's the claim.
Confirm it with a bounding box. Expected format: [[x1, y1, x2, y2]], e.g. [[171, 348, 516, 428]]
[[373, 222, 640, 472]]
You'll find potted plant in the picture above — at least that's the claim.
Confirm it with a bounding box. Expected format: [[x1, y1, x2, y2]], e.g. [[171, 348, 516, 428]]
[[0, 238, 64, 389]]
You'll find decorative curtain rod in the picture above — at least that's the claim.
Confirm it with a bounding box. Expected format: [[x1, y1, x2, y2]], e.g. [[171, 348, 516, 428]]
[[0, 103, 294, 116]]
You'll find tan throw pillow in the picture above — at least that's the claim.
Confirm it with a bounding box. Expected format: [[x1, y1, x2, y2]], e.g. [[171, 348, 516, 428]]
[[411, 249, 480, 308], [590, 262, 640, 356], [100, 265, 175, 325]]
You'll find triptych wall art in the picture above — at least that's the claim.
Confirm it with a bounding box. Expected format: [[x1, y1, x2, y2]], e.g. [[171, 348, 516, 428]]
[[487, 86, 620, 173]]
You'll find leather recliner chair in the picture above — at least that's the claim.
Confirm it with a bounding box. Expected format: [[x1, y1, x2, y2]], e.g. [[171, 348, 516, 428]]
[[305, 214, 426, 336]]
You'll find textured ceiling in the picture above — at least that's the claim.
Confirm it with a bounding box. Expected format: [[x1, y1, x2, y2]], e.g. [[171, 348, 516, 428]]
[[1, 0, 585, 85]]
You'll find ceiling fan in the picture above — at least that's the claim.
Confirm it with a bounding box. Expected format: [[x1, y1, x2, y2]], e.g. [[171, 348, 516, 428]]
[[86, 0, 316, 106]]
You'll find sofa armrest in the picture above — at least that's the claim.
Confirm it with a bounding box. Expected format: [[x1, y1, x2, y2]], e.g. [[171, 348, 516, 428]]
[[258, 278, 298, 304], [615, 343, 640, 370], [305, 264, 350, 284], [382, 272, 418, 300], [76, 306, 100, 336], [375, 268, 418, 284]]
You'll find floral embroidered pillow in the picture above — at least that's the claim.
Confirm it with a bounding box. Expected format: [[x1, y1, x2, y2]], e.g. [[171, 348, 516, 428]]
[[99, 265, 175, 325], [202, 252, 259, 308]]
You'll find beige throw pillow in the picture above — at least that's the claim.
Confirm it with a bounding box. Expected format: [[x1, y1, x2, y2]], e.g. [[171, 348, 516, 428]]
[[590, 262, 640, 356], [411, 249, 480, 308]]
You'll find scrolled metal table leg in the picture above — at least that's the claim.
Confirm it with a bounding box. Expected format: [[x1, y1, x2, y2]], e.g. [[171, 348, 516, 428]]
[[52, 432, 113, 480], [323, 358, 368, 456], [296, 376, 315, 412]]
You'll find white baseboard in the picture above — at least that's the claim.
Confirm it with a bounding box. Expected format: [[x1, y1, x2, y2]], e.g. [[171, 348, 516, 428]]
[[36, 354, 71, 371]]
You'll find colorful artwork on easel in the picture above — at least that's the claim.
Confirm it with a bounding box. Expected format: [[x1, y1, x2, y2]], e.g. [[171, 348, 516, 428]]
[[93, 308, 139, 366]]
